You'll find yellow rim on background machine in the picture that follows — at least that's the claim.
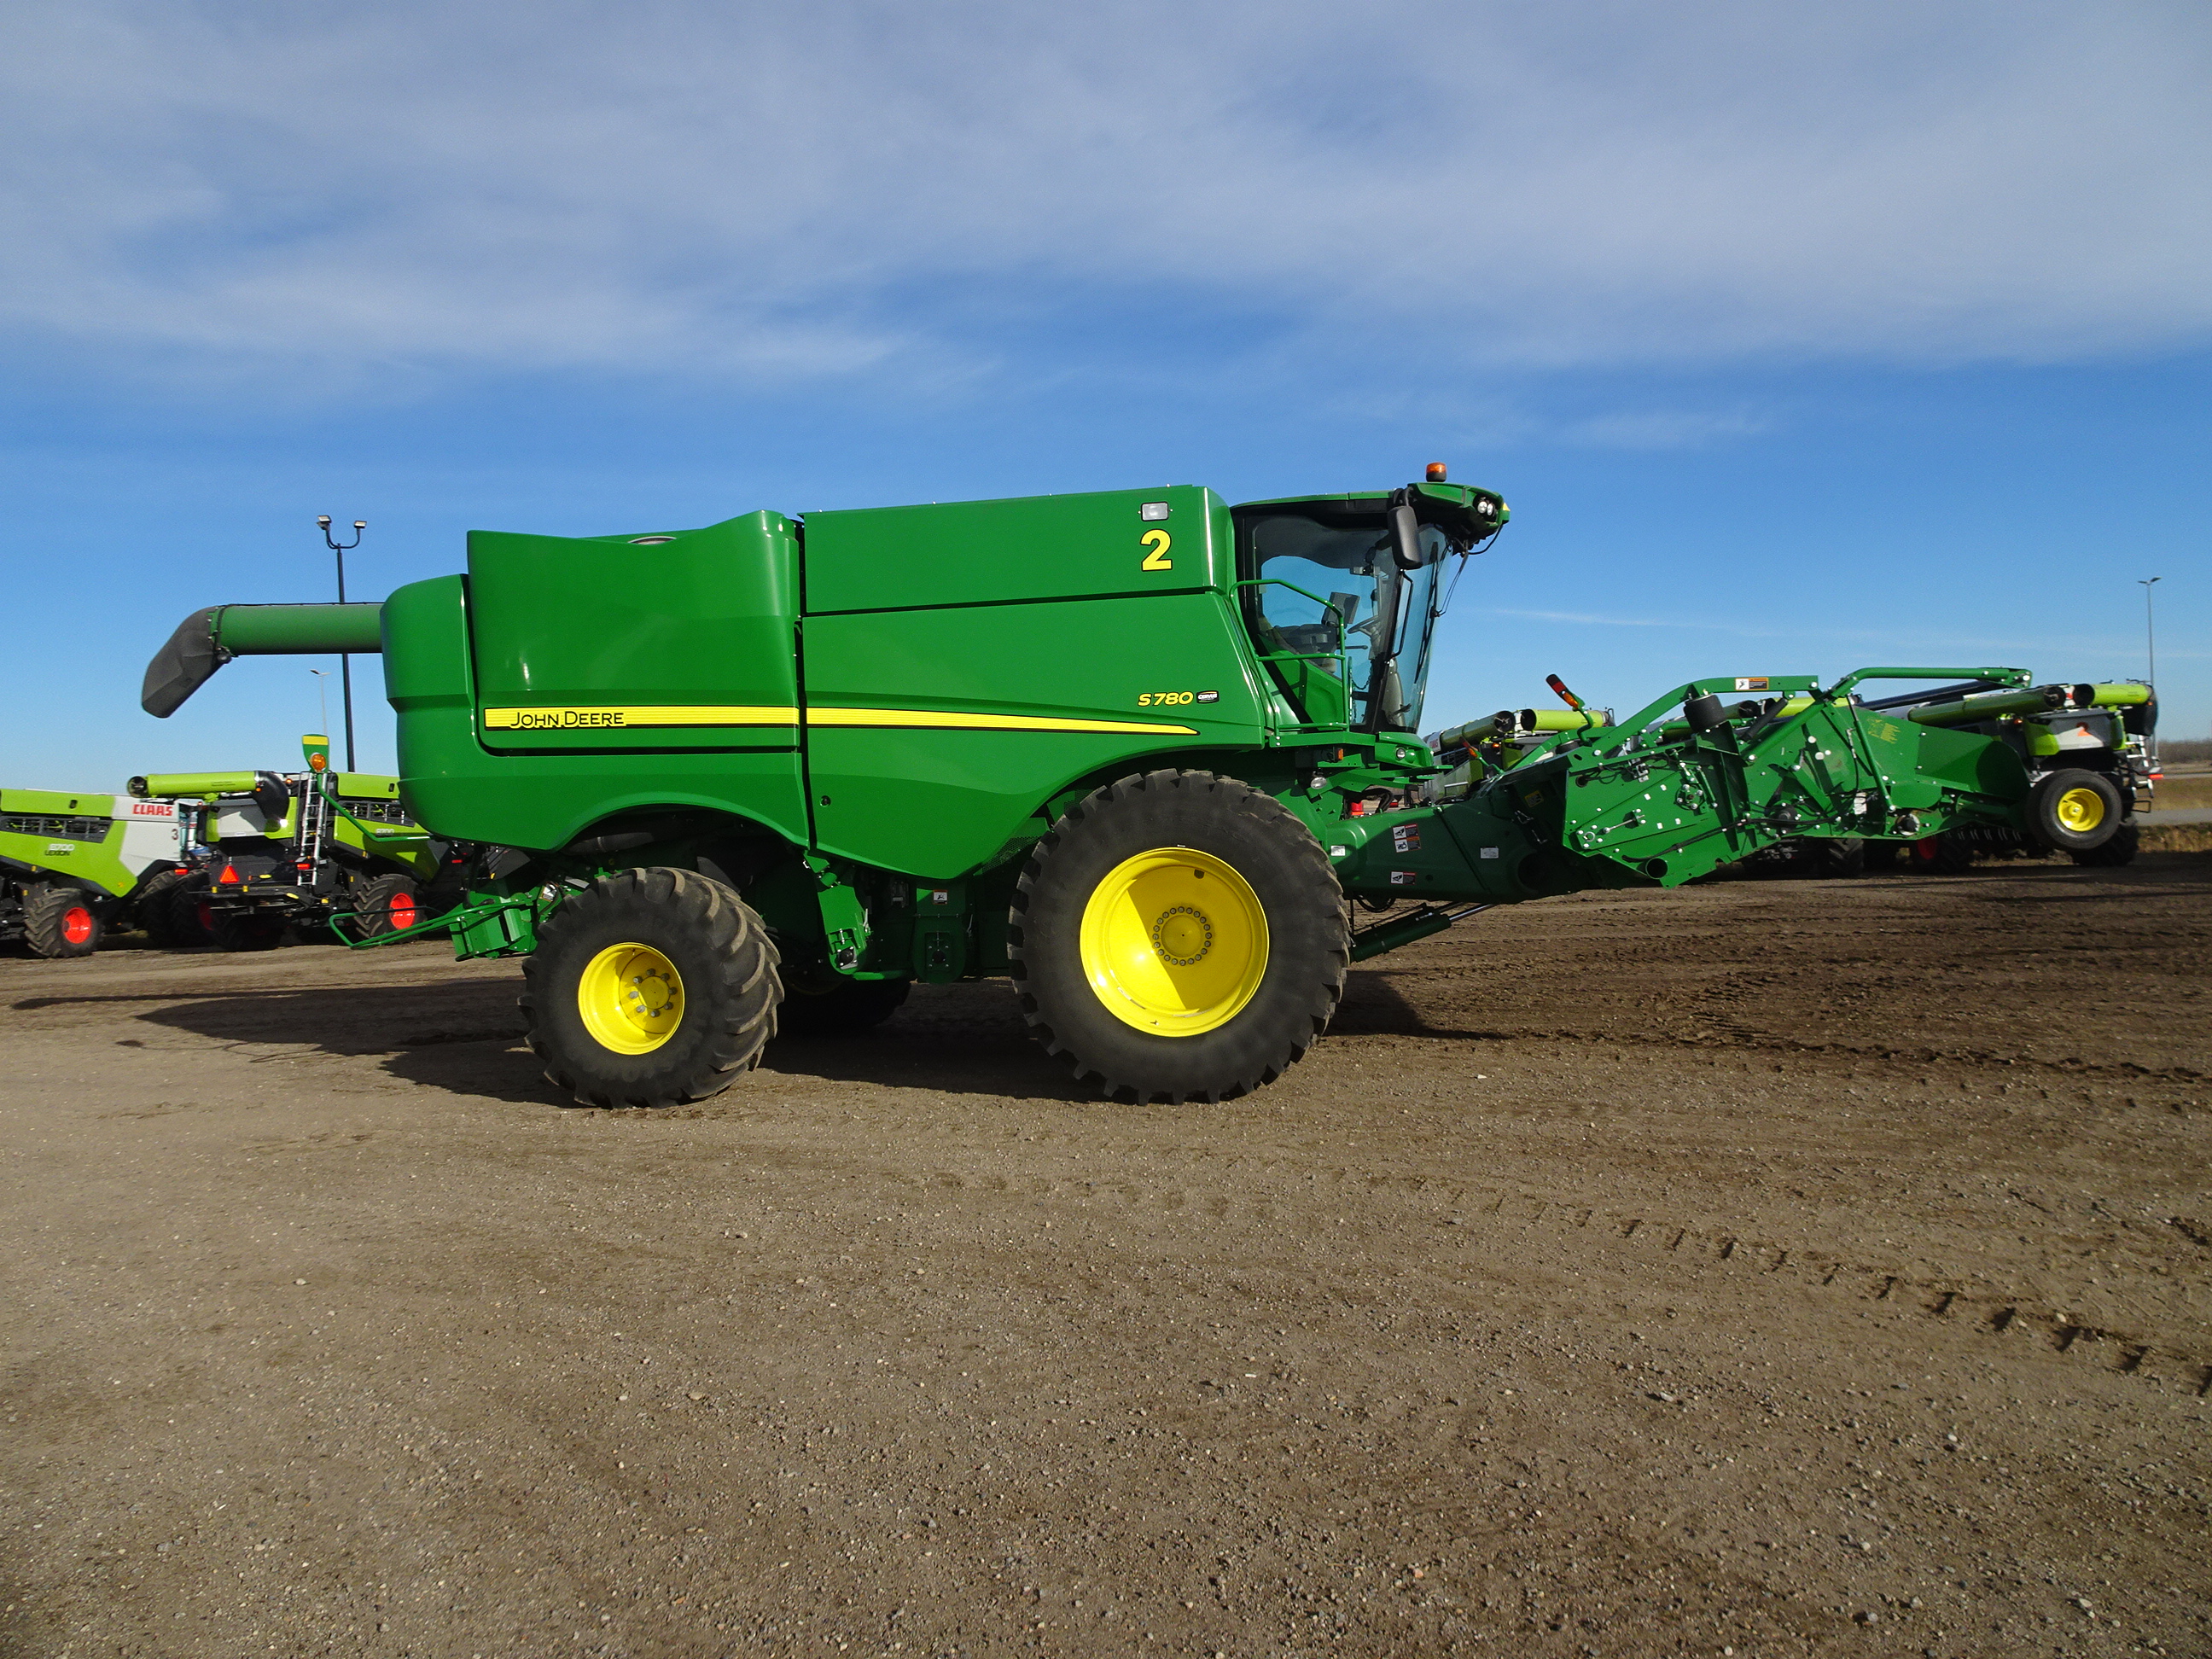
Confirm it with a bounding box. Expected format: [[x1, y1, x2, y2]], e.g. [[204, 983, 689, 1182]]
[[578, 942, 685, 1053], [2054, 787, 2106, 834], [1079, 847, 1268, 1036]]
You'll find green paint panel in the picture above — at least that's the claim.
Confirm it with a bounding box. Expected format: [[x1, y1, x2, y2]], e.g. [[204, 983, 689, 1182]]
[[803, 591, 1271, 877], [803, 487, 1228, 614], [468, 511, 802, 752], [385, 573, 810, 851], [1, 788, 114, 815]]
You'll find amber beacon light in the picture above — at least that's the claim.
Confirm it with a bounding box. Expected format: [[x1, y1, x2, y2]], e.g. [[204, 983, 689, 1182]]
[[1425, 462, 1448, 482]]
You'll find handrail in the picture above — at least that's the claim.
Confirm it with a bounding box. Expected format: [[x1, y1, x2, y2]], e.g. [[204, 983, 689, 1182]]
[[1235, 576, 1353, 677], [1828, 665, 2030, 697]]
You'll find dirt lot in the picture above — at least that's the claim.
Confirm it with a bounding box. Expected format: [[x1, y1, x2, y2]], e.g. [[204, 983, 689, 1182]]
[[3, 858, 2208, 1659]]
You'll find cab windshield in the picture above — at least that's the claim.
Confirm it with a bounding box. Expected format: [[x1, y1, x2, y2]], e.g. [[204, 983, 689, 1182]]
[[1236, 507, 1451, 733]]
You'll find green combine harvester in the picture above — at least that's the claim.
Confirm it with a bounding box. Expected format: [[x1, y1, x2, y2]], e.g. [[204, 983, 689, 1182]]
[[1, 785, 191, 957], [141, 471, 2133, 1104], [129, 741, 451, 949]]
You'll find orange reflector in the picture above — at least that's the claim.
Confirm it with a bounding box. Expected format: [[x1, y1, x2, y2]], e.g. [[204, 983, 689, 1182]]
[[1425, 462, 1448, 482], [218, 864, 241, 884]]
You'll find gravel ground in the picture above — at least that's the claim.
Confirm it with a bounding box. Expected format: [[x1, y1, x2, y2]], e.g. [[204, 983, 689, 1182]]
[[3, 856, 2207, 1658]]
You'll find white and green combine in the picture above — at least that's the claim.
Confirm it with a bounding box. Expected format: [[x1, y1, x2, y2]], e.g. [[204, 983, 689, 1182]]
[[0, 786, 191, 957]]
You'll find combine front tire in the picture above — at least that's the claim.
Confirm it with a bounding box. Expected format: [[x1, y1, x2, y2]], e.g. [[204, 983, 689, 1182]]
[[1010, 770, 1348, 1103], [2030, 770, 2123, 857], [521, 867, 782, 1108], [346, 873, 423, 940], [24, 885, 102, 958]]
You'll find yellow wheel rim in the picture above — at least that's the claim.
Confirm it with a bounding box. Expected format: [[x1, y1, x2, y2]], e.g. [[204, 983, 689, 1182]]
[[2055, 787, 2105, 833], [1079, 847, 1268, 1037], [578, 942, 685, 1055]]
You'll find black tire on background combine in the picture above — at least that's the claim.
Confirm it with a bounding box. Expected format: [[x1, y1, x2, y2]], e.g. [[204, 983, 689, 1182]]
[[1799, 836, 1866, 877], [210, 906, 287, 952], [1910, 832, 1977, 876], [775, 977, 910, 1036], [522, 866, 783, 1108], [2071, 820, 2139, 868], [346, 872, 424, 940], [2029, 769, 2125, 858], [23, 884, 102, 958], [133, 867, 195, 946], [1010, 769, 1349, 1103], [163, 876, 216, 947]]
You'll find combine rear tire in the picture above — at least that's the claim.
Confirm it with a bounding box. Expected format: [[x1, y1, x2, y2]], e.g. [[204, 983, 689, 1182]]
[[1010, 770, 1348, 1103], [24, 885, 102, 958], [2029, 769, 2123, 856], [2071, 820, 2139, 867], [522, 866, 782, 1108], [776, 977, 909, 1036], [346, 873, 423, 940]]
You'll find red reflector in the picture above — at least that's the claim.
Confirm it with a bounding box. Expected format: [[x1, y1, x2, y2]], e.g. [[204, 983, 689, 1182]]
[[297, 860, 315, 870], [218, 864, 242, 885]]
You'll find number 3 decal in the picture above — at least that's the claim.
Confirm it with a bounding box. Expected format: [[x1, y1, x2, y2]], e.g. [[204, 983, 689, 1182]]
[[1140, 529, 1173, 571]]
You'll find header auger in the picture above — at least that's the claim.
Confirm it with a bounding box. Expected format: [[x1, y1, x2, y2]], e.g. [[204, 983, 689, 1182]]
[[142, 477, 2120, 1106]]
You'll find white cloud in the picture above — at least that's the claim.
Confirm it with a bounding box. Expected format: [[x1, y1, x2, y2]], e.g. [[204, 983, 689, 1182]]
[[3, 0, 2208, 385]]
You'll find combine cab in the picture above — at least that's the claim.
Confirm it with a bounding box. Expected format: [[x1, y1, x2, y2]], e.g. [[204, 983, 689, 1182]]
[[143, 473, 2122, 1104]]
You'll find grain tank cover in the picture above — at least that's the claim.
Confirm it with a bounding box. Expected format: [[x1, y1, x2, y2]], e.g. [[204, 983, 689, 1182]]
[[465, 509, 802, 752]]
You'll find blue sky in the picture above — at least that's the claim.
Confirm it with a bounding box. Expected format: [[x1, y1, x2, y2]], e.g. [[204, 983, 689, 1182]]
[[3, 0, 2207, 785]]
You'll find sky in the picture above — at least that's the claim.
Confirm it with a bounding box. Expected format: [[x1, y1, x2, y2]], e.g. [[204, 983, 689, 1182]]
[[3, 0, 2207, 786]]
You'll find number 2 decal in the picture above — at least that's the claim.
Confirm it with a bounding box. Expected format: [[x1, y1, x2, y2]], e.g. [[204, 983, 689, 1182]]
[[1139, 529, 1173, 571]]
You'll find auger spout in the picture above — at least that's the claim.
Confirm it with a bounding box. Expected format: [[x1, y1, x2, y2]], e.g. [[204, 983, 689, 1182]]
[[142, 602, 384, 718]]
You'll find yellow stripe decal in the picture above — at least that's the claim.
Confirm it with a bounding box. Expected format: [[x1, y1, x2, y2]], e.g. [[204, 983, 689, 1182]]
[[805, 708, 1199, 736], [482, 705, 1199, 737], [483, 706, 798, 731]]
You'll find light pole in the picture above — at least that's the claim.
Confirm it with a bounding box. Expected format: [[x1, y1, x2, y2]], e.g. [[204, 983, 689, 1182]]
[[2138, 576, 2160, 691], [317, 515, 366, 771]]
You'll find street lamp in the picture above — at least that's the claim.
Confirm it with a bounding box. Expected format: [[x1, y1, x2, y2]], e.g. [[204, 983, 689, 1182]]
[[2138, 576, 2160, 690], [317, 515, 366, 771]]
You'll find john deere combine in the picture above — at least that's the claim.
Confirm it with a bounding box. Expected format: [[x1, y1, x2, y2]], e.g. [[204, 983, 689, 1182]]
[[142, 474, 2129, 1104], [1856, 678, 2156, 872], [1, 786, 189, 956], [129, 741, 448, 949]]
